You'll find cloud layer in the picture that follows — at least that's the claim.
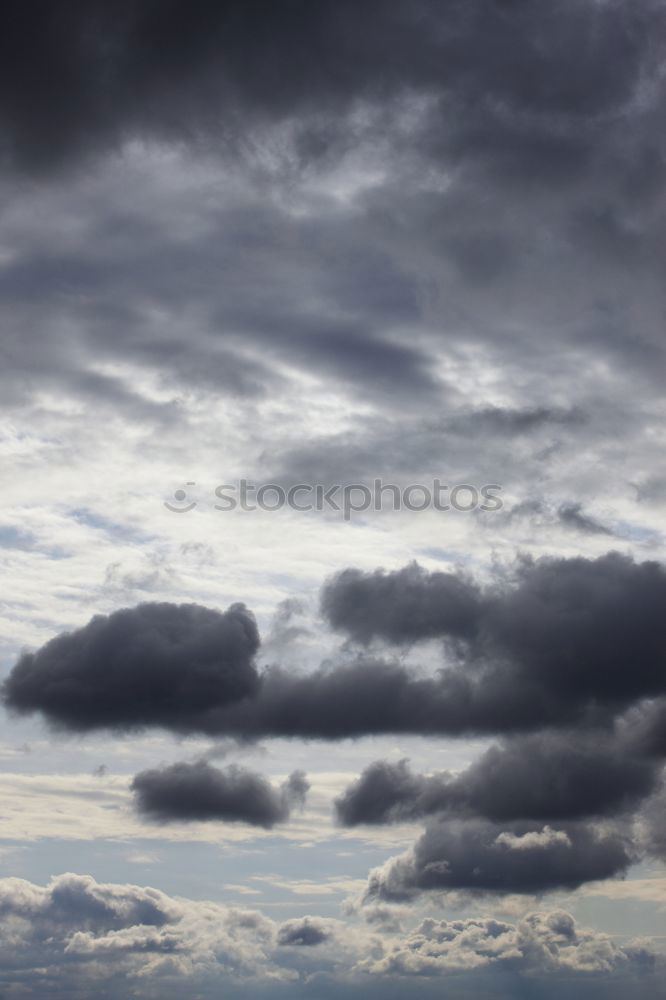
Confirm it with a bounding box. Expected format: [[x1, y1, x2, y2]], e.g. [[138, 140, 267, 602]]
[[3, 0, 662, 177], [0, 873, 657, 998], [1, 3, 666, 993]]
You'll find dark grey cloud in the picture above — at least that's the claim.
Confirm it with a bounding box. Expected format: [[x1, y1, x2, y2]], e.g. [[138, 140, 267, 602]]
[[336, 733, 657, 826], [131, 760, 308, 827], [1, 1, 661, 176], [322, 552, 666, 718], [277, 917, 332, 947], [3, 601, 260, 731], [2, 638, 562, 740], [250, 318, 439, 398], [0, 616, 474, 738], [336, 758, 434, 826], [366, 817, 634, 899], [6, 553, 666, 741], [0, 193, 445, 418], [321, 562, 481, 645], [202, 657, 479, 740], [0, 0, 663, 489], [435, 733, 657, 821]]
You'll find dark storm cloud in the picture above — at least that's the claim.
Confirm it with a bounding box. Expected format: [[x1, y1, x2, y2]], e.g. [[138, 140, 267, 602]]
[[1, 0, 663, 442], [198, 657, 483, 740], [322, 552, 666, 713], [335, 733, 658, 826], [0, 0, 663, 463], [336, 758, 439, 826], [2, 601, 260, 730], [131, 760, 308, 827], [0, 612, 469, 738], [429, 733, 657, 820], [321, 563, 482, 645], [366, 818, 634, 900], [277, 917, 332, 947], [1, 1, 661, 175], [5, 553, 666, 740]]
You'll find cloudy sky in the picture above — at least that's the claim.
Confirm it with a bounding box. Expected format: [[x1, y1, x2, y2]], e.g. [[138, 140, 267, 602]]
[[1, 1, 666, 997]]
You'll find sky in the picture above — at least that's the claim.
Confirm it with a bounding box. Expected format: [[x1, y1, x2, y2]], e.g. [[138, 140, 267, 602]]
[[1, 1, 666, 997]]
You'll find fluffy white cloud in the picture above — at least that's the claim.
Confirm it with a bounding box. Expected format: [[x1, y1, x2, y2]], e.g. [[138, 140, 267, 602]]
[[0, 873, 659, 998], [359, 910, 654, 977]]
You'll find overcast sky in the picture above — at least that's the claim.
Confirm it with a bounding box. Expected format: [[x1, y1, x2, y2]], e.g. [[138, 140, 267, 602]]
[[1, 2, 666, 998]]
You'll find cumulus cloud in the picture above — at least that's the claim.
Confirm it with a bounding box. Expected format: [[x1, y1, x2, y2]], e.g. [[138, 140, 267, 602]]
[[495, 827, 572, 851], [322, 553, 666, 729], [0, 871, 279, 996], [336, 732, 658, 825], [0, 873, 657, 999], [360, 910, 654, 977], [321, 562, 481, 644], [365, 818, 635, 900], [277, 916, 334, 947], [131, 760, 309, 827], [2, 601, 260, 730]]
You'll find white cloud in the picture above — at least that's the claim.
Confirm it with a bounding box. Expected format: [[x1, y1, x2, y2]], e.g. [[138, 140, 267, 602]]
[[0, 873, 659, 999], [495, 827, 572, 851]]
